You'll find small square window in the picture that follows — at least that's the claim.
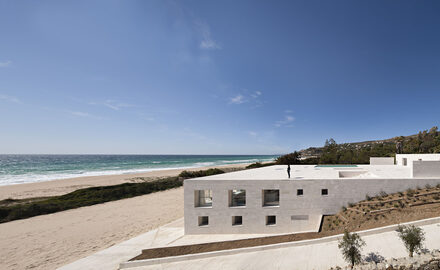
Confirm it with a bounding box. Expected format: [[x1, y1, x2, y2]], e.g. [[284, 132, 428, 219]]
[[297, 189, 304, 196], [321, 189, 328, 196], [266, 215, 276, 226], [198, 216, 209, 226], [232, 216, 242, 226]]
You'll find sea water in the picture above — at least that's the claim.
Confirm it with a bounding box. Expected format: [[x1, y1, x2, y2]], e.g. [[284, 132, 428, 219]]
[[0, 154, 278, 186]]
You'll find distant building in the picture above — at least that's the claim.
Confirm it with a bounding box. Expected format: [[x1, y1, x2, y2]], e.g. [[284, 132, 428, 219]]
[[184, 154, 440, 235]]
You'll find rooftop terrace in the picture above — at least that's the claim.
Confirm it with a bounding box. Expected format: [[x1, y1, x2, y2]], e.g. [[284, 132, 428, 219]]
[[192, 164, 413, 181]]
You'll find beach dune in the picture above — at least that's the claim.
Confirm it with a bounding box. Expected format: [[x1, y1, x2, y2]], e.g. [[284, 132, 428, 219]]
[[0, 163, 249, 270]]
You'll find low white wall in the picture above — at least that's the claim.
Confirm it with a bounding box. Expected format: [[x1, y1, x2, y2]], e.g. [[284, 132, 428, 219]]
[[413, 160, 440, 177], [184, 177, 440, 235], [370, 157, 394, 165], [396, 154, 440, 166]]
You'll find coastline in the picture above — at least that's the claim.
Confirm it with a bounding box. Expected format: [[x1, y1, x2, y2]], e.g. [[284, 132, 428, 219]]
[[0, 162, 255, 270], [0, 162, 252, 200]]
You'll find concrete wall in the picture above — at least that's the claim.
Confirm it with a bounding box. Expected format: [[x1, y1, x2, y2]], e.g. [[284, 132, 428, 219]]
[[413, 160, 440, 177], [370, 157, 394, 165], [396, 154, 440, 167], [184, 177, 440, 235]]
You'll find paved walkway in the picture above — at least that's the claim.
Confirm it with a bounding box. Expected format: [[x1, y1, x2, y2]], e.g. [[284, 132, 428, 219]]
[[128, 222, 440, 270], [58, 218, 273, 270], [59, 218, 440, 270]]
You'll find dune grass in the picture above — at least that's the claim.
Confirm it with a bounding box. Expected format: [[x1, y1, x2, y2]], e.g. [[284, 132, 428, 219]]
[[0, 168, 225, 224]]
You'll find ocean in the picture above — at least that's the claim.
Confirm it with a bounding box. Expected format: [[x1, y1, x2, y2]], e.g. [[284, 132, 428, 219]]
[[0, 154, 278, 186]]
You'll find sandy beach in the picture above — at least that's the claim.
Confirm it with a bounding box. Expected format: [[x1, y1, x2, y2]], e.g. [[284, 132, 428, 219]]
[[0, 163, 248, 200], [0, 163, 249, 270]]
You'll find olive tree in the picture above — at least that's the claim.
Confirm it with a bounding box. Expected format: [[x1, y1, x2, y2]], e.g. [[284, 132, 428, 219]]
[[338, 230, 366, 268], [397, 225, 425, 257]]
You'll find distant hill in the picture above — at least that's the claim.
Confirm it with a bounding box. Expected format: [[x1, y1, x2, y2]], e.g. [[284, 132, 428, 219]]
[[297, 127, 440, 164]]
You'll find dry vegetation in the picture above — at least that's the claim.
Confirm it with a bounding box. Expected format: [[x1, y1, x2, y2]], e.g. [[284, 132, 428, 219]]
[[322, 183, 440, 233], [132, 184, 440, 261]]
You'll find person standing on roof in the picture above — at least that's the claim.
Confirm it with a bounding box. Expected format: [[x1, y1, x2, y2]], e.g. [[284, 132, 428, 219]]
[[287, 164, 291, 178]]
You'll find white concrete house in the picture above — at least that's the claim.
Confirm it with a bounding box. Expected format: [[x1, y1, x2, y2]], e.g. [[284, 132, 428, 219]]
[[184, 154, 440, 235]]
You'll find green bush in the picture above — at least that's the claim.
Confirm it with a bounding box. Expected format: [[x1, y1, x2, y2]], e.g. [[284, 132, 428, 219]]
[[245, 162, 276, 169], [0, 168, 226, 224], [178, 168, 225, 178], [397, 225, 425, 257], [338, 230, 366, 267], [275, 151, 301, 165]]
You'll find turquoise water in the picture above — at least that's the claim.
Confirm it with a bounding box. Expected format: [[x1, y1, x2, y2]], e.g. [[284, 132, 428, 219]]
[[0, 155, 278, 186], [315, 165, 358, 168]]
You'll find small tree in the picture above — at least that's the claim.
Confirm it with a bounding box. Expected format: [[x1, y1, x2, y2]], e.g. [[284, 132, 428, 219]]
[[275, 151, 301, 165], [397, 225, 425, 257], [338, 230, 366, 268]]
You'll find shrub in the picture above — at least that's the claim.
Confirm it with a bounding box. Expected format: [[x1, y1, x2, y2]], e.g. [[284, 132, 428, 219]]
[[0, 168, 227, 224], [178, 168, 225, 178], [407, 189, 415, 197], [379, 191, 387, 197], [425, 184, 432, 189], [365, 194, 372, 201], [338, 230, 366, 268], [245, 162, 276, 169], [275, 151, 301, 165], [397, 225, 425, 257]]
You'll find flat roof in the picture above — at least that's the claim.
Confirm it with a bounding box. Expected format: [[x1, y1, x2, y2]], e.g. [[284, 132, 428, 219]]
[[192, 165, 413, 181]]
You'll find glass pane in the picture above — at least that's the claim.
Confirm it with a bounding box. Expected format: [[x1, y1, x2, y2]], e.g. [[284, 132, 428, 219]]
[[196, 190, 212, 207], [263, 190, 279, 206], [230, 189, 246, 207]]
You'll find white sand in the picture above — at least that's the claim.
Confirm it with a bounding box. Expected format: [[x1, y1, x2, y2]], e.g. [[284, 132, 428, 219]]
[[0, 163, 249, 270]]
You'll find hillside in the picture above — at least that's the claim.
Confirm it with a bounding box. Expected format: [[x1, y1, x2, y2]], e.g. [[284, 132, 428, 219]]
[[298, 126, 440, 164]]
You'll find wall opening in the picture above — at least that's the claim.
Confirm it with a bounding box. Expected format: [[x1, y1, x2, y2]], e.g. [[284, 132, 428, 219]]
[[263, 189, 280, 206], [198, 216, 209, 226], [229, 189, 246, 207], [232, 216, 243, 226], [266, 215, 276, 226], [194, 190, 212, 207]]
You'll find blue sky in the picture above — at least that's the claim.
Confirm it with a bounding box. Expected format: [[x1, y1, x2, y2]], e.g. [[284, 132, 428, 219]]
[[1, 1, 440, 155]]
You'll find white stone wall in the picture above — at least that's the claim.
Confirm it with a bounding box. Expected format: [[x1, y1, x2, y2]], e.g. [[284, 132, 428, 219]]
[[184, 177, 440, 235], [413, 160, 440, 177], [370, 157, 395, 165], [396, 154, 440, 166]]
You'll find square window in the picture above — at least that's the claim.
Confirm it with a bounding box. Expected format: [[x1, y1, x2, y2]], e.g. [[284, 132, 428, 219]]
[[198, 216, 209, 226], [195, 190, 212, 207], [321, 189, 328, 196], [297, 189, 304, 196], [232, 216, 242, 226], [229, 189, 246, 207], [263, 189, 279, 206], [266, 215, 276, 226]]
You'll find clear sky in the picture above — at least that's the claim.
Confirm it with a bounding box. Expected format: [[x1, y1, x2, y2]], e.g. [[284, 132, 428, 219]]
[[1, 1, 440, 155]]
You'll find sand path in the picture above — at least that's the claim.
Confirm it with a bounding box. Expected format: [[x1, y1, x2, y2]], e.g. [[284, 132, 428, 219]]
[[0, 187, 184, 270]]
